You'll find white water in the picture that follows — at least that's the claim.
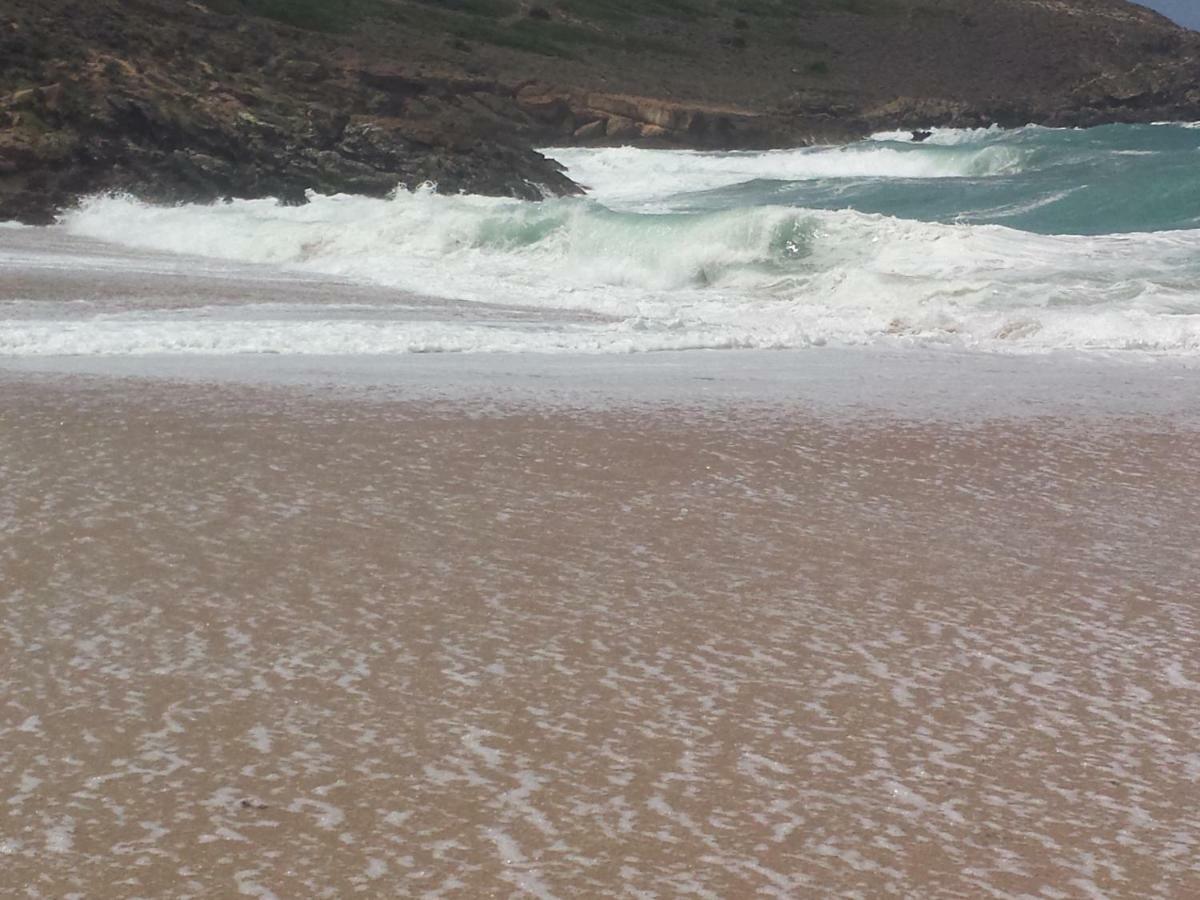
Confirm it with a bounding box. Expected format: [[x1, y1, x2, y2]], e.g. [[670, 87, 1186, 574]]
[[4, 133, 1200, 358], [867, 124, 1019, 145], [552, 141, 1024, 207]]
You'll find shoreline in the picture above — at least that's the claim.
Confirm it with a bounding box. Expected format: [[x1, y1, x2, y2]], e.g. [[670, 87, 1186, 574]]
[[11, 112, 1200, 227], [7, 0, 1200, 224], [4, 220, 1200, 894], [4, 345, 1200, 424], [3, 209, 1200, 421], [6, 2, 1200, 890]]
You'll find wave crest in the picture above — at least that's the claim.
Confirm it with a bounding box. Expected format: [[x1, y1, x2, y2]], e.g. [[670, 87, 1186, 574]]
[[50, 188, 1200, 356], [547, 142, 1025, 206]]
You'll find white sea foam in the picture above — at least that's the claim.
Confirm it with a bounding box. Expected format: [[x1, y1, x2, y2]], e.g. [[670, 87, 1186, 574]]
[[5, 131, 1200, 360], [247, 725, 273, 753], [547, 142, 1023, 207], [26, 189, 1198, 356], [868, 125, 1024, 145], [866, 124, 1079, 147], [45, 820, 74, 854]]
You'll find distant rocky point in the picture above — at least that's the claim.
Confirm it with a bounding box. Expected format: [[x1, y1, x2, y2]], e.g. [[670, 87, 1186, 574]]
[[3, 0, 1198, 223]]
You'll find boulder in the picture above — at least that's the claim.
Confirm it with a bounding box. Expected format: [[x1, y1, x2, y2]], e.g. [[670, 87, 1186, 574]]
[[634, 101, 682, 130], [7, 82, 63, 113], [605, 115, 639, 140], [515, 91, 571, 125], [573, 118, 606, 141]]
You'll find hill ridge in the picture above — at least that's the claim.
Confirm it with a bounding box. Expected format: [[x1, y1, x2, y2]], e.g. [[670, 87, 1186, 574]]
[[2, 0, 1198, 221]]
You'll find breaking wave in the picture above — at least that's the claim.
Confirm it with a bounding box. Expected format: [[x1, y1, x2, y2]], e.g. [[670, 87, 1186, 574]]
[[5, 123, 1200, 358], [549, 142, 1025, 207], [15, 186, 1196, 356]]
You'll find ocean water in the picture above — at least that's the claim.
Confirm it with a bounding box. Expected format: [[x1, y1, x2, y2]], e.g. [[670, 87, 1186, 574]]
[[4, 122, 1200, 356], [6, 123, 1200, 900]]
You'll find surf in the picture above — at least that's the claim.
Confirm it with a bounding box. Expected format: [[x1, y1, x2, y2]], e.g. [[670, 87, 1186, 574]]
[[4, 122, 1200, 358]]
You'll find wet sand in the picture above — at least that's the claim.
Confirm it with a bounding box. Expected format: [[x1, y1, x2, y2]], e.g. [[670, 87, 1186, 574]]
[[3, 365, 1199, 898]]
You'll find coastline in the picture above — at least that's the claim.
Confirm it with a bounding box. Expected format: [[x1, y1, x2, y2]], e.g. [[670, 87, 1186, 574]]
[[5, 346, 1200, 423], [6, 10, 1200, 883], [4, 214, 1200, 894], [5, 0, 1200, 223]]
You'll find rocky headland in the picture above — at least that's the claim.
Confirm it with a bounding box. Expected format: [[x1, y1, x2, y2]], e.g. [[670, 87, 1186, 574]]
[[3, 0, 1199, 223]]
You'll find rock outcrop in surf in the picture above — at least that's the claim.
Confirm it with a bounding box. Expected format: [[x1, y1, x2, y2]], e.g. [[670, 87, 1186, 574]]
[[2, 0, 1199, 223]]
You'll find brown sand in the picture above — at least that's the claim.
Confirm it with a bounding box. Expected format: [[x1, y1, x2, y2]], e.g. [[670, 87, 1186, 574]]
[[2, 373, 1199, 898]]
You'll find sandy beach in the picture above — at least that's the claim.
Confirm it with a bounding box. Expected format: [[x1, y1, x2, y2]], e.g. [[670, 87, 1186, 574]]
[[3, 352, 1200, 897], [6, 0, 1200, 893]]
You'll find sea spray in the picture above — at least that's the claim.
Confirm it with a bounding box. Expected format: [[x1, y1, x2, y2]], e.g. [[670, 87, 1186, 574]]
[[4, 123, 1200, 357], [550, 140, 1026, 207]]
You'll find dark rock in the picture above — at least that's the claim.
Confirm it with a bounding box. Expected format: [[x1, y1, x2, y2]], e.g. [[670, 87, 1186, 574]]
[[573, 119, 606, 141], [4, 0, 1200, 223], [516, 87, 572, 125], [605, 115, 639, 140]]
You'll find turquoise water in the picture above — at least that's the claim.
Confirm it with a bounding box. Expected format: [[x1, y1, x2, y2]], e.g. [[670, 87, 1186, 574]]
[[654, 124, 1200, 236], [7, 123, 1200, 356]]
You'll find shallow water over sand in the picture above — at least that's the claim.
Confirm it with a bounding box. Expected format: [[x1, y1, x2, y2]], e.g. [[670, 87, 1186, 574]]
[[3, 373, 1199, 897]]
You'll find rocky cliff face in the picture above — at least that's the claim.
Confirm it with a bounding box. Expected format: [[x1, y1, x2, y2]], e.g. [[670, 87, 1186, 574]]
[[2, 0, 1198, 223], [0, 0, 584, 223]]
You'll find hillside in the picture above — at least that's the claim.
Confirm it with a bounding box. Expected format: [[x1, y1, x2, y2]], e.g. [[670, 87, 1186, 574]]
[[3, 0, 1199, 222]]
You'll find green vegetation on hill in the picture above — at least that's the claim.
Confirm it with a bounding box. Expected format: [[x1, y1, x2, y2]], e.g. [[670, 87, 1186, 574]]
[[203, 0, 398, 32], [5, 0, 1200, 225], [210, 0, 710, 57], [204, 0, 898, 56]]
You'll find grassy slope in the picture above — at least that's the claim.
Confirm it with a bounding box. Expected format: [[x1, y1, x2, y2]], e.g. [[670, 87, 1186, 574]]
[[201, 0, 1197, 116], [3, 0, 1196, 222], [208, 0, 900, 57]]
